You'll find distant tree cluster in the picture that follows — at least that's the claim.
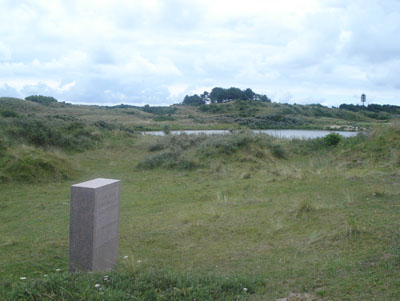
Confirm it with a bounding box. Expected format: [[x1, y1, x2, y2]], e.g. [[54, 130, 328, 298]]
[[182, 87, 271, 106], [25, 95, 58, 106], [339, 103, 400, 114]]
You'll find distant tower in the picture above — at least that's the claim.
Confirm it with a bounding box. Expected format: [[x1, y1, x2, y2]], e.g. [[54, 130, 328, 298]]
[[361, 93, 366, 106]]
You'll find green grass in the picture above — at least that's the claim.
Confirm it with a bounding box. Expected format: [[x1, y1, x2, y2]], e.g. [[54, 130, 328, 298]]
[[0, 98, 399, 299], [1, 268, 262, 300]]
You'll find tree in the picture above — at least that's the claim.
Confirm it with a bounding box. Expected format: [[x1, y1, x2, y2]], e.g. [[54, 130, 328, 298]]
[[259, 95, 271, 102], [182, 94, 205, 106], [226, 87, 245, 100], [209, 87, 226, 103], [184, 87, 272, 104], [200, 91, 210, 103], [244, 88, 256, 100]]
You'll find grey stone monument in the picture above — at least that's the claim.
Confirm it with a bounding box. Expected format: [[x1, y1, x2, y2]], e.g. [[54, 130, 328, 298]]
[[69, 178, 121, 272]]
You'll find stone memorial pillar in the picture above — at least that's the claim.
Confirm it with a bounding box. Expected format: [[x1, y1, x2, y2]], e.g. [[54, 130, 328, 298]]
[[69, 178, 120, 272]]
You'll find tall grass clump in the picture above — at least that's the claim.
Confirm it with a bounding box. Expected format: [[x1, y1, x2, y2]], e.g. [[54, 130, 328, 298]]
[[293, 200, 316, 218], [195, 131, 286, 160], [137, 149, 199, 170], [288, 134, 342, 156], [197, 131, 267, 157], [345, 214, 363, 237], [138, 134, 207, 170], [148, 134, 208, 152]]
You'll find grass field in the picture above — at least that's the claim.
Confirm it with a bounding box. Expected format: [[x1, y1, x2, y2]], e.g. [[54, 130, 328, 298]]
[[0, 98, 399, 300]]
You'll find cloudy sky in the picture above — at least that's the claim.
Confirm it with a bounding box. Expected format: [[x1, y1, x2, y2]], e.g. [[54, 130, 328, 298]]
[[0, 0, 399, 106]]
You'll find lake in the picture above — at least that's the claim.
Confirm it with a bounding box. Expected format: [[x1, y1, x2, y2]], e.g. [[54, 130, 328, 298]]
[[142, 129, 359, 139]]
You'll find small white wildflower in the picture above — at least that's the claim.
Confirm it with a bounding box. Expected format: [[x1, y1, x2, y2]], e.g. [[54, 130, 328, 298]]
[[123, 256, 128, 259], [137, 260, 142, 263], [95, 284, 101, 288], [44, 275, 49, 277], [243, 288, 248, 292], [56, 269, 61, 272], [20, 277, 27, 280]]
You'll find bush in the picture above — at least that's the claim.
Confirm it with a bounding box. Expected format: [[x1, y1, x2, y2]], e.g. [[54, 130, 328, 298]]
[[6, 117, 101, 152], [153, 115, 175, 121], [0, 137, 7, 155], [1, 110, 18, 118], [25, 95, 58, 106], [323, 133, 341, 146], [162, 124, 171, 135], [94, 120, 116, 130], [197, 132, 270, 157]]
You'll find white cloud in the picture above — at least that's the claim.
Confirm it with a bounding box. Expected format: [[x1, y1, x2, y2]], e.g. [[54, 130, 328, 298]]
[[0, 43, 11, 61]]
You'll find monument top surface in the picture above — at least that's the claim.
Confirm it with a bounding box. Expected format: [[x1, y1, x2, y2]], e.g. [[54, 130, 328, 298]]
[[72, 178, 120, 189]]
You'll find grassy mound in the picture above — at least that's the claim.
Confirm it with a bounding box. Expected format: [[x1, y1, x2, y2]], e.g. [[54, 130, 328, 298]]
[[339, 124, 400, 165], [0, 146, 75, 183]]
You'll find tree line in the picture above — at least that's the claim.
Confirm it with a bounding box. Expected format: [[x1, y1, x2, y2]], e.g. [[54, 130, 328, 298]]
[[339, 103, 400, 114], [182, 87, 271, 106]]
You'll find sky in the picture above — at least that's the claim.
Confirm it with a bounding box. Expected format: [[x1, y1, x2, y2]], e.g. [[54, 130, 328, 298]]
[[0, 0, 399, 107]]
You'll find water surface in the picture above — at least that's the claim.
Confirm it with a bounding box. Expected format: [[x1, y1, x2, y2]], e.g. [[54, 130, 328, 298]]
[[142, 129, 358, 139]]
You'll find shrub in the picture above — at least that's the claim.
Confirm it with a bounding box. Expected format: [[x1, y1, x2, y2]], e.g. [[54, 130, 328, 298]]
[[154, 115, 175, 122], [1, 110, 18, 118], [94, 120, 116, 130], [197, 132, 272, 158], [0, 137, 7, 155], [6, 117, 101, 152], [25, 95, 58, 106], [323, 133, 341, 146], [162, 124, 171, 135], [270, 144, 286, 159]]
